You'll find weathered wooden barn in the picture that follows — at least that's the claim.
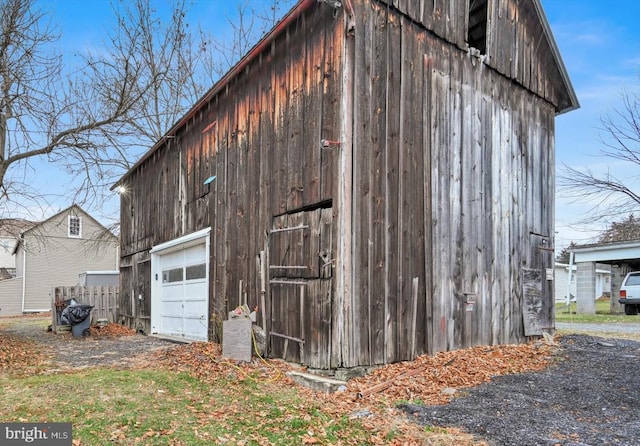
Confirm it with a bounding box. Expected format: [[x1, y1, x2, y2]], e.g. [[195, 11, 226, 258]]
[[116, 0, 578, 369]]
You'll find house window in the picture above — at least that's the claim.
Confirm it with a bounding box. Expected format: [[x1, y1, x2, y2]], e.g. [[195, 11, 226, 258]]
[[468, 0, 488, 54], [68, 215, 82, 238]]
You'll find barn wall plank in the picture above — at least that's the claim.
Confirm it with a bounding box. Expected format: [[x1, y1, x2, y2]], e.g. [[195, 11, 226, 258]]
[[287, 16, 305, 212], [459, 56, 477, 347], [320, 20, 341, 204], [303, 15, 323, 206], [369, 2, 389, 365], [350, 2, 375, 366], [422, 54, 434, 355], [397, 16, 426, 360], [428, 48, 454, 354], [384, 9, 401, 364], [257, 49, 274, 335], [272, 30, 291, 217], [419, 0, 434, 30], [239, 74, 252, 310], [246, 61, 261, 307]]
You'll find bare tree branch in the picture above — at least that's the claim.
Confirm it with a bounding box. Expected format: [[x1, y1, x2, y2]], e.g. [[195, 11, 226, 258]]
[[558, 81, 640, 223], [0, 0, 295, 222], [198, 0, 295, 84], [0, 0, 199, 214]]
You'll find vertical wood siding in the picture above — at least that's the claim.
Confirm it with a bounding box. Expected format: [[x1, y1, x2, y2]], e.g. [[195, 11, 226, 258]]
[[377, 0, 573, 112], [120, 0, 564, 369], [119, 4, 344, 366], [347, 0, 556, 365]]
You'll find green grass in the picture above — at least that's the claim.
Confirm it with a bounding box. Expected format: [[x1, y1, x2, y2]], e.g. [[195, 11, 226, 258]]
[[555, 298, 640, 323], [0, 316, 51, 330], [0, 316, 407, 444], [555, 299, 640, 341], [0, 367, 372, 445]]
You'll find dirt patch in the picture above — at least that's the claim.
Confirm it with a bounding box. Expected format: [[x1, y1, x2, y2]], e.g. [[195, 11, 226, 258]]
[[400, 334, 640, 446], [0, 316, 178, 370]]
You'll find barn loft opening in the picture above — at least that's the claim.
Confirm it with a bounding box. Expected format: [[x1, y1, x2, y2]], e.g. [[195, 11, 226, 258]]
[[468, 0, 488, 54]]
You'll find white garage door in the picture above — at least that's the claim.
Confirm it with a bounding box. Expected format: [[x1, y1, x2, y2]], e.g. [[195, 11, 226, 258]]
[[151, 230, 210, 342]]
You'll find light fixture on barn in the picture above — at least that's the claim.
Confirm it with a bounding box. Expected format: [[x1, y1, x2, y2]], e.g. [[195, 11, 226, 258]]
[[202, 175, 217, 197], [321, 139, 342, 149]]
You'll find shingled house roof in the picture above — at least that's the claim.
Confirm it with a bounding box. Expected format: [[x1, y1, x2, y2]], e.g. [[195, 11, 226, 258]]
[[0, 219, 35, 238]]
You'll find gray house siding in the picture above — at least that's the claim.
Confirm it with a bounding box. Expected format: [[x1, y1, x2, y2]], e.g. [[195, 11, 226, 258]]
[[6, 206, 119, 313], [0, 219, 33, 278], [0, 277, 23, 316]]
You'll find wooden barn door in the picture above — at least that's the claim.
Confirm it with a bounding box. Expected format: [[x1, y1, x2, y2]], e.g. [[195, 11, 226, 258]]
[[268, 207, 333, 369]]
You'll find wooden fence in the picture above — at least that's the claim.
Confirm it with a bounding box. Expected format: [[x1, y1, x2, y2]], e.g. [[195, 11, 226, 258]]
[[51, 286, 119, 334]]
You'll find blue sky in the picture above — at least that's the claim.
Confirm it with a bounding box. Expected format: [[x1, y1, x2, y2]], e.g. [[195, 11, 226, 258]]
[[540, 0, 640, 251], [16, 1, 640, 253]]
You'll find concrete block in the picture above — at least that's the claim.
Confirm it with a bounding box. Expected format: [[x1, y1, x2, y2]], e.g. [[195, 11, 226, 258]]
[[286, 371, 347, 394], [222, 319, 252, 363]]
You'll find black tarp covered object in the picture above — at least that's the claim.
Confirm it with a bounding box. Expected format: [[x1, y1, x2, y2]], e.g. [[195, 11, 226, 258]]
[[60, 303, 94, 326]]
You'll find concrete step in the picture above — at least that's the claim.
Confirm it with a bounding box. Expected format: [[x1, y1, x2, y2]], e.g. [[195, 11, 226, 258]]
[[286, 371, 347, 393]]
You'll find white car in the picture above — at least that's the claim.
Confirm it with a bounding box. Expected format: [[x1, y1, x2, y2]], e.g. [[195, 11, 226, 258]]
[[619, 271, 640, 315]]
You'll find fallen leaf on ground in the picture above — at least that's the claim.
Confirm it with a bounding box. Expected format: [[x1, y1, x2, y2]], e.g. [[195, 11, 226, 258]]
[[154, 336, 556, 445], [0, 334, 47, 370], [88, 323, 136, 337]]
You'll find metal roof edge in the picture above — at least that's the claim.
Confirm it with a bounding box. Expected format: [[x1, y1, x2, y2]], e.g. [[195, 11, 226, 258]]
[[532, 0, 580, 115], [570, 240, 640, 252]]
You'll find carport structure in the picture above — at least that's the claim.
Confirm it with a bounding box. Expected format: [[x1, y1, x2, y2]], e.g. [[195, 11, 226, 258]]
[[570, 240, 640, 314]]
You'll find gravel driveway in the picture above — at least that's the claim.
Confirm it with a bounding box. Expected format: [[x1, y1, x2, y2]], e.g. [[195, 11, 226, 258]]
[[0, 317, 178, 370], [556, 320, 640, 336], [401, 332, 640, 446]]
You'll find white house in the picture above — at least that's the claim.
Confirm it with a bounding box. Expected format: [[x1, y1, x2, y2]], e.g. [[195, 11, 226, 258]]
[[554, 262, 576, 303], [0, 206, 119, 316], [555, 262, 611, 304]]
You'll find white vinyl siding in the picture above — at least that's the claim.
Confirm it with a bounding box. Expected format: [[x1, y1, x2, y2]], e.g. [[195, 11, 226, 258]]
[[0, 277, 24, 316]]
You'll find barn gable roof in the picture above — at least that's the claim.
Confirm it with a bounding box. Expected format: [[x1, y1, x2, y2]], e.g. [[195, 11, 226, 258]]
[[373, 0, 578, 114]]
